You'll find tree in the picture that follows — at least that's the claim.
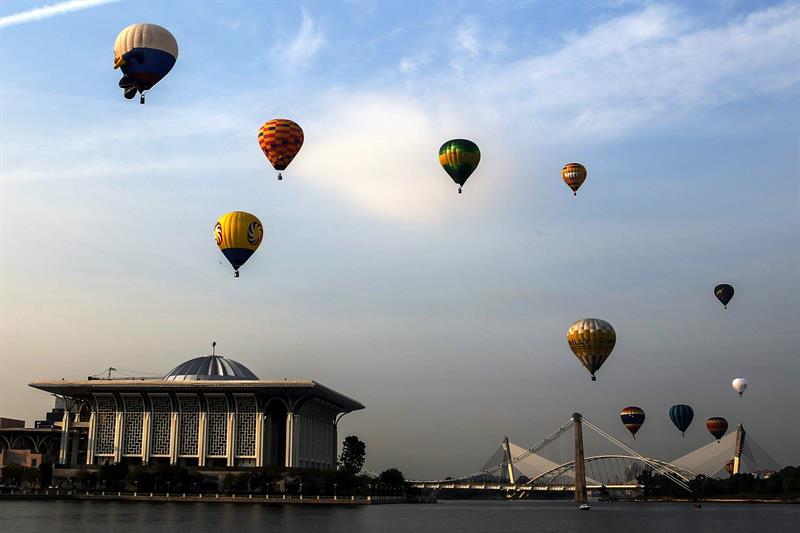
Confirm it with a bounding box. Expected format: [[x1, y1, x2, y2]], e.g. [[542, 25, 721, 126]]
[[338, 435, 366, 475], [378, 468, 405, 487], [637, 469, 659, 497]]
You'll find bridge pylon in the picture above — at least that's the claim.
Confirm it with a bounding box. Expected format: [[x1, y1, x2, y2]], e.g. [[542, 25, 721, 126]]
[[732, 424, 745, 475], [502, 436, 515, 483], [573, 412, 587, 503]]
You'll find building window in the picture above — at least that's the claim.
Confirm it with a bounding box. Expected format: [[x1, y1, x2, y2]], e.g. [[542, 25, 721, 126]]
[[150, 395, 172, 456], [235, 396, 257, 457], [206, 396, 228, 457], [95, 395, 117, 456], [178, 396, 200, 456], [122, 395, 144, 456]]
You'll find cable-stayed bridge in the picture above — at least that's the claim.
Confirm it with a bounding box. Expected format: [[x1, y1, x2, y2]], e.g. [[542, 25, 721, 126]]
[[411, 413, 781, 501]]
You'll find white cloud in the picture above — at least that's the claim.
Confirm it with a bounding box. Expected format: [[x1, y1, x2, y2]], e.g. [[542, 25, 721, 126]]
[[0, 0, 116, 28], [399, 52, 431, 74], [276, 8, 326, 68], [458, 3, 800, 143], [293, 94, 456, 222], [456, 17, 481, 56], [453, 16, 507, 57]]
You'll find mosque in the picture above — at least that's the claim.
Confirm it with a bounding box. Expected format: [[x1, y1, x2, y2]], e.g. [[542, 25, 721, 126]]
[[25, 351, 363, 470]]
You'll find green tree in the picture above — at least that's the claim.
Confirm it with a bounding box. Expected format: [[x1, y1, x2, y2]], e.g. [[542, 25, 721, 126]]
[[637, 469, 652, 497], [338, 435, 366, 475], [378, 468, 405, 487], [1, 464, 26, 486]]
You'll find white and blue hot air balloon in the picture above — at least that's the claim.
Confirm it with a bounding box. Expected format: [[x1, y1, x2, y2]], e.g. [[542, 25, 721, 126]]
[[114, 23, 178, 104]]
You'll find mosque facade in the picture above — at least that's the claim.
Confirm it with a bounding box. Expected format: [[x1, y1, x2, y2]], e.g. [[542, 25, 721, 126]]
[[27, 354, 363, 470]]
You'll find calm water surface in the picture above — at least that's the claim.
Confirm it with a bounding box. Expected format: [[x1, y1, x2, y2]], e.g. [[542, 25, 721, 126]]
[[1, 500, 798, 533]]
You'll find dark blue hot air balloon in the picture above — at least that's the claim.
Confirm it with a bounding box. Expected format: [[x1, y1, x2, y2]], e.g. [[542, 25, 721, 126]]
[[669, 404, 694, 436]]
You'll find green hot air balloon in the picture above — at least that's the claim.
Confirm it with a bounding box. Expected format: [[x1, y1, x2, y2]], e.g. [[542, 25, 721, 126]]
[[439, 139, 480, 193]]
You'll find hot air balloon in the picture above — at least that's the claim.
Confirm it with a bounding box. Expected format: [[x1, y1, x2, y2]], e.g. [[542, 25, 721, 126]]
[[114, 23, 178, 104], [714, 284, 734, 309], [669, 404, 694, 436], [706, 417, 728, 442], [562, 163, 587, 196], [620, 406, 645, 439], [566, 318, 616, 381], [732, 377, 748, 397], [439, 139, 480, 193], [214, 211, 263, 277], [258, 119, 304, 180]]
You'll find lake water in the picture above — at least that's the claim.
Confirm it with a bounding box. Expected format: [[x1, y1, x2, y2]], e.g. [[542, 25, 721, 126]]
[[1, 500, 798, 532]]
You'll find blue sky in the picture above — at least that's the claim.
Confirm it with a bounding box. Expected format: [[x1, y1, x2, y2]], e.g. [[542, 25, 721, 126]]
[[1, 0, 799, 478]]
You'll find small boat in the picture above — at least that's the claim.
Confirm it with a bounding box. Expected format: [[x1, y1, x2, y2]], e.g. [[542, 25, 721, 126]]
[[579, 503, 591, 510]]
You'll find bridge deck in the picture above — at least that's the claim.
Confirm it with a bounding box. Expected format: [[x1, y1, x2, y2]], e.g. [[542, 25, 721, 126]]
[[410, 482, 639, 491]]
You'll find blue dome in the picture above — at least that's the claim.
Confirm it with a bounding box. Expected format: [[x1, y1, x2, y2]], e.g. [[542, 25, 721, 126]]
[[164, 355, 258, 381]]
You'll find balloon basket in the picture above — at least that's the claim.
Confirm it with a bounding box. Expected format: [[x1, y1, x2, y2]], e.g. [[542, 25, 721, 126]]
[[234, 271, 240, 278]]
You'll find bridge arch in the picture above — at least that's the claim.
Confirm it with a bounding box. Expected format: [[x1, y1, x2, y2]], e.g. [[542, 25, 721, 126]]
[[527, 454, 697, 488]]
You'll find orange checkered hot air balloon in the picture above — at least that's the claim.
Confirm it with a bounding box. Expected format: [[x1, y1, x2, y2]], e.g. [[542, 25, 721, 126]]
[[258, 119, 304, 180]]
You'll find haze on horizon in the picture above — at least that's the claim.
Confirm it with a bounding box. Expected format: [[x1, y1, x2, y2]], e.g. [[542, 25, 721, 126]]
[[1, 0, 798, 479]]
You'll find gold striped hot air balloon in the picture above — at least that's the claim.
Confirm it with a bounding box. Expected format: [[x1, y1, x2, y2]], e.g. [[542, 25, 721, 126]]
[[562, 163, 587, 196], [566, 318, 616, 381], [214, 211, 263, 277]]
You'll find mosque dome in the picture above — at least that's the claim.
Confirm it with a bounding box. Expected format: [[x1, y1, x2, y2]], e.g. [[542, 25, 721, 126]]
[[164, 355, 259, 381]]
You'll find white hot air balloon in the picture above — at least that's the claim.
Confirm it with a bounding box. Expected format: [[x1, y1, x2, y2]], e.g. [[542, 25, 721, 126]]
[[732, 377, 748, 397], [113, 23, 179, 103]]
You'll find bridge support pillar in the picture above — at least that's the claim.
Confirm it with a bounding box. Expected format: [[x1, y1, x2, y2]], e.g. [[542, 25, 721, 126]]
[[502, 436, 515, 483], [573, 412, 587, 503], [732, 424, 746, 475]]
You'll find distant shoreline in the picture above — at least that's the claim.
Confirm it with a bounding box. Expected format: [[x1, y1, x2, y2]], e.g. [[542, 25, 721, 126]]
[[633, 497, 799, 505], [0, 490, 409, 505]]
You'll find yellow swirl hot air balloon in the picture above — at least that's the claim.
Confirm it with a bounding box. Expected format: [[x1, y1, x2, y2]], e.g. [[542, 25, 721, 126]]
[[214, 211, 263, 277], [566, 318, 616, 381]]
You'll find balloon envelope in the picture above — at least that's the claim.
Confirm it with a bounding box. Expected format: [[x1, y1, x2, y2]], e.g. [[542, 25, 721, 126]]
[[562, 163, 587, 195], [706, 417, 729, 441], [258, 119, 304, 172], [669, 404, 694, 436], [732, 377, 748, 397], [214, 211, 263, 276], [113, 23, 178, 97], [439, 139, 480, 192], [566, 318, 616, 381], [714, 284, 734, 308], [620, 406, 645, 438]]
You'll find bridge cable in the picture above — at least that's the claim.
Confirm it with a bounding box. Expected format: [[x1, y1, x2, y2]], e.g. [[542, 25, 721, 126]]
[[580, 417, 694, 495], [410, 417, 575, 484]]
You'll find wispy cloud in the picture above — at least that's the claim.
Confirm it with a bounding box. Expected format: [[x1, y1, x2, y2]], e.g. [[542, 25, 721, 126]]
[[0, 0, 116, 29], [399, 52, 431, 75], [4, 3, 798, 226], [483, 3, 800, 142], [455, 17, 481, 56], [276, 8, 326, 68]]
